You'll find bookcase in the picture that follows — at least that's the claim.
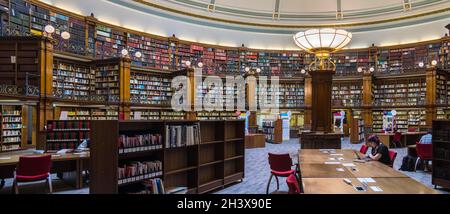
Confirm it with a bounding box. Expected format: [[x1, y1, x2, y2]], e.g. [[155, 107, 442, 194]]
[[52, 58, 95, 100], [45, 120, 90, 151], [262, 119, 282, 144], [432, 120, 450, 189], [279, 81, 304, 108], [197, 111, 237, 120], [130, 109, 186, 120], [332, 81, 362, 107], [373, 77, 426, 106], [94, 59, 122, 103], [130, 69, 173, 106], [350, 118, 365, 144], [0, 105, 23, 152], [90, 119, 245, 194], [372, 109, 426, 133]]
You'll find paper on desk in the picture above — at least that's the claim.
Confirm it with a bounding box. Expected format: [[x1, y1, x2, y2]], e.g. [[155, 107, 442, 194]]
[[370, 186, 383, 192], [328, 157, 336, 160], [342, 163, 356, 167], [330, 153, 344, 156], [336, 168, 345, 172], [337, 157, 344, 161], [324, 162, 341, 164], [357, 178, 376, 183], [0, 157, 11, 160]]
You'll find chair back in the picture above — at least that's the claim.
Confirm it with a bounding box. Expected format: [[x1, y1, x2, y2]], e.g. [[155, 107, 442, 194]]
[[359, 144, 369, 154], [268, 153, 293, 172], [393, 132, 402, 142], [286, 174, 301, 194], [17, 155, 51, 176], [416, 143, 433, 160], [388, 150, 397, 167]]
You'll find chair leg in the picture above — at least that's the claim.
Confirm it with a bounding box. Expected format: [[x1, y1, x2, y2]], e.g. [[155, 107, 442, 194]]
[[275, 176, 279, 191], [414, 157, 421, 172], [13, 179, 18, 194], [266, 174, 274, 194], [47, 175, 53, 194]]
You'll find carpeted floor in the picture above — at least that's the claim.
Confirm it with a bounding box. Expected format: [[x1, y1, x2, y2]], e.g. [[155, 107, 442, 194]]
[[1, 137, 448, 194]]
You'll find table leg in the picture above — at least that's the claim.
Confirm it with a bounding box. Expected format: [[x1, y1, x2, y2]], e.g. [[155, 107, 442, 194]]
[[76, 159, 82, 189]]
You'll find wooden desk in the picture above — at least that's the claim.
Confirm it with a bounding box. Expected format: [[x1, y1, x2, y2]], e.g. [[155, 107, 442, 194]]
[[299, 149, 362, 163], [303, 178, 440, 194], [300, 163, 354, 178], [378, 132, 426, 148], [245, 134, 265, 148], [0, 152, 89, 189]]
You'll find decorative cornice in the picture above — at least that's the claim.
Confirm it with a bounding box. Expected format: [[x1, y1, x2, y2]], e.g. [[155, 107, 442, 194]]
[[131, 0, 450, 29]]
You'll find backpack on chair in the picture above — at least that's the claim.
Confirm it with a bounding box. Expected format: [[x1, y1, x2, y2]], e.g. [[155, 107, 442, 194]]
[[399, 155, 418, 171]]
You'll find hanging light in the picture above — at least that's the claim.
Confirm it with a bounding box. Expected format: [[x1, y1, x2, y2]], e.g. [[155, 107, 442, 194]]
[[44, 25, 55, 34], [431, 60, 438, 66], [357, 67, 363, 73], [185, 61, 191, 67], [121, 49, 129, 56], [197, 62, 203, 68], [134, 51, 142, 58], [256, 68, 261, 73], [61, 31, 71, 40], [300, 69, 306, 74], [418, 62, 424, 68], [293, 28, 352, 70], [245, 67, 250, 72], [369, 67, 375, 72]]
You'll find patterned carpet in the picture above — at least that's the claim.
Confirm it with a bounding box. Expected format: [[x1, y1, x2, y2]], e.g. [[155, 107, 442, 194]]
[[1, 137, 448, 194]]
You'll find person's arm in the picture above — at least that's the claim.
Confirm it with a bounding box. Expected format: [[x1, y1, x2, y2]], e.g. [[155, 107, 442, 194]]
[[368, 153, 382, 161]]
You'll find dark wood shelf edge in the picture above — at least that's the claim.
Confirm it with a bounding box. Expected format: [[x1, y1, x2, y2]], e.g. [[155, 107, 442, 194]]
[[164, 166, 198, 175], [199, 160, 224, 167], [224, 155, 244, 161]]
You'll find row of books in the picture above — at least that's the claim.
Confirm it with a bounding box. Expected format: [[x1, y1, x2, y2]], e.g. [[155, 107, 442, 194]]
[[165, 124, 200, 148], [132, 178, 165, 194], [118, 134, 163, 149], [118, 161, 162, 180], [47, 121, 90, 130], [2, 130, 21, 136]]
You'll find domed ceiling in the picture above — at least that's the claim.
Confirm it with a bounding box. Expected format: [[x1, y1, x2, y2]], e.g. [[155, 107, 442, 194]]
[[130, 0, 450, 27]]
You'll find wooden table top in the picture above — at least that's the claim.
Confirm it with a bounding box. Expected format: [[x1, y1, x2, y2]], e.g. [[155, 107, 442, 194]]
[[377, 132, 427, 136], [302, 178, 440, 194], [299, 149, 363, 163], [300, 163, 354, 178], [0, 152, 90, 167]]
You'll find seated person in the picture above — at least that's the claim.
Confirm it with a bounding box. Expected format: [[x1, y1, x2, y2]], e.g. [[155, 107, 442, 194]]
[[419, 131, 432, 144], [365, 135, 391, 165]]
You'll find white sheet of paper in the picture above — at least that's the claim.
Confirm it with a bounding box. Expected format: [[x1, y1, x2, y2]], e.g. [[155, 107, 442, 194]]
[[328, 157, 336, 160], [342, 163, 356, 167], [370, 186, 383, 192], [330, 154, 343, 156], [336, 168, 345, 172], [357, 178, 376, 183], [337, 157, 344, 160], [324, 162, 341, 164], [59, 111, 68, 120], [0, 157, 11, 160]]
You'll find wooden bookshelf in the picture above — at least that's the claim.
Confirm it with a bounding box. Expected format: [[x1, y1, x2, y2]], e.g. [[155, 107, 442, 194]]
[[90, 119, 245, 194], [332, 81, 362, 107], [0, 105, 24, 151], [432, 120, 450, 189], [129, 69, 173, 106], [262, 118, 282, 144], [52, 58, 95, 100], [44, 120, 90, 151], [373, 77, 426, 107], [350, 118, 364, 144]]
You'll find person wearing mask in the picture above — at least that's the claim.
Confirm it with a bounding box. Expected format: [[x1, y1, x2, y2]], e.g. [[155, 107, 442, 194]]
[[366, 134, 391, 165], [419, 131, 432, 144]]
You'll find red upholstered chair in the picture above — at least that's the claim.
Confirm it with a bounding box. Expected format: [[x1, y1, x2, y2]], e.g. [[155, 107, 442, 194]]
[[266, 153, 297, 194], [13, 155, 52, 194], [388, 150, 397, 168], [408, 127, 417, 132], [359, 144, 369, 155], [415, 143, 433, 171], [392, 132, 403, 148], [286, 174, 301, 194]]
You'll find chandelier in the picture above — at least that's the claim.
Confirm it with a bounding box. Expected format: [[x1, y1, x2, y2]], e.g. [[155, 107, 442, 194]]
[[293, 28, 352, 71]]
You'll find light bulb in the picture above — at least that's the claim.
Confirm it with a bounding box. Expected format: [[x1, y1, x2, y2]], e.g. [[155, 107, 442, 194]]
[[369, 67, 375, 72], [300, 69, 306, 74], [61, 31, 70, 40], [197, 62, 203, 68], [431, 60, 437, 66], [256, 68, 261, 73], [357, 67, 363, 73], [121, 49, 129, 56], [185, 61, 191, 67], [134, 51, 142, 58], [44, 25, 55, 34], [245, 67, 250, 72], [418, 62, 424, 68]]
